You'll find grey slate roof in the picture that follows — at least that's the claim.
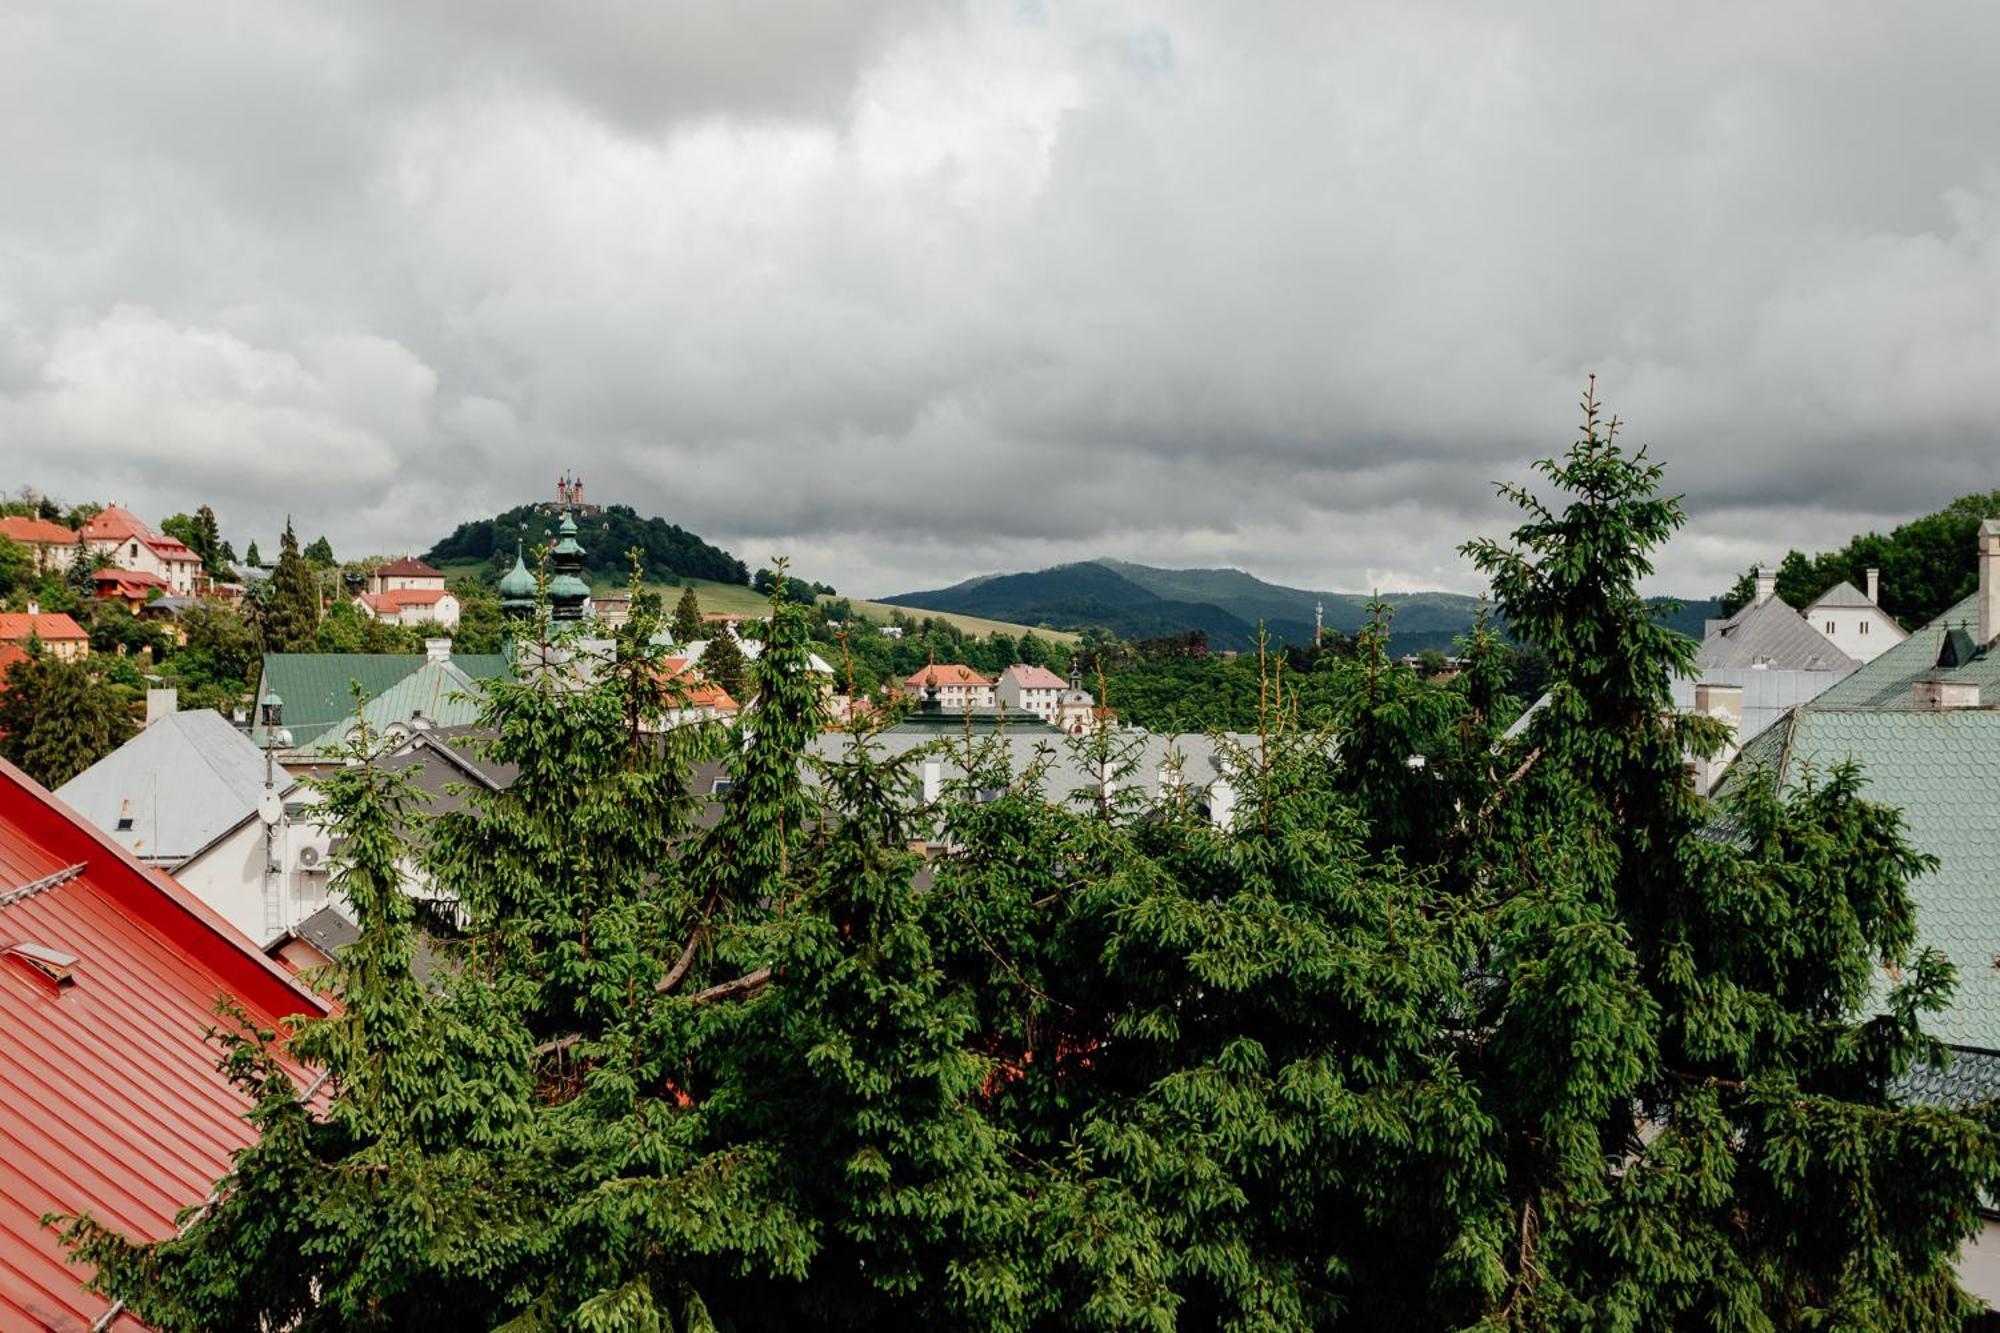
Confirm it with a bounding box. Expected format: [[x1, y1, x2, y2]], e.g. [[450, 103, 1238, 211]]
[[56, 709, 293, 865], [1804, 580, 1876, 611], [1693, 597, 1856, 673]]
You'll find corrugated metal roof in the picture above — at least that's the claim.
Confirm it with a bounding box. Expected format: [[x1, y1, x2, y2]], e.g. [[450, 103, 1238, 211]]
[[0, 757, 325, 1331], [56, 711, 293, 865], [1804, 580, 1877, 611]]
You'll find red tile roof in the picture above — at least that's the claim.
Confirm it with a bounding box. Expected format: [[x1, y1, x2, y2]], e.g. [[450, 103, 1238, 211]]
[[0, 758, 326, 1331], [373, 557, 444, 578], [999, 664, 1067, 690], [78, 505, 147, 544], [659, 658, 739, 712], [0, 517, 78, 547], [903, 664, 991, 688], [79, 506, 199, 564], [0, 613, 87, 643], [358, 589, 451, 615]]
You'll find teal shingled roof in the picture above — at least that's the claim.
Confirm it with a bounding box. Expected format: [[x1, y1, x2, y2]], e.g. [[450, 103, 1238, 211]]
[[252, 652, 512, 748], [1732, 707, 2000, 1050], [1807, 590, 1988, 710]]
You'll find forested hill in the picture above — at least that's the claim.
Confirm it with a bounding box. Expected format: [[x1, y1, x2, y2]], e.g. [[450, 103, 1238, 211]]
[[885, 558, 1717, 652], [426, 504, 749, 586], [1719, 490, 2000, 630]]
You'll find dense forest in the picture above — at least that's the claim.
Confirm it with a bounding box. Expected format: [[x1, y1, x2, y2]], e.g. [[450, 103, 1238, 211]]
[[426, 503, 751, 586], [58, 395, 1998, 1331]]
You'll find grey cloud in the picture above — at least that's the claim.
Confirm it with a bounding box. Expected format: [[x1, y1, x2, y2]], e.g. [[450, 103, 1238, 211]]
[[5, 1, 2000, 600]]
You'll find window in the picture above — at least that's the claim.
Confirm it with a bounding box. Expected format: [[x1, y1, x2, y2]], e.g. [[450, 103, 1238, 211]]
[[114, 816, 133, 831], [1825, 621, 1836, 634], [129, 543, 138, 559], [1860, 621, 1870, 635]]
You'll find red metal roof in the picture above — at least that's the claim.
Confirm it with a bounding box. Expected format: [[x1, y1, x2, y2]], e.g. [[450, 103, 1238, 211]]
[[0, 758, 326, 1331]]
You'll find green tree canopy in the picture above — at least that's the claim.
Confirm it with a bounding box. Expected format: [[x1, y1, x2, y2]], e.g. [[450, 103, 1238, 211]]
[[262, 520, 320, 652], [671, 583, 704, 646], [0, 649, 134, 786]]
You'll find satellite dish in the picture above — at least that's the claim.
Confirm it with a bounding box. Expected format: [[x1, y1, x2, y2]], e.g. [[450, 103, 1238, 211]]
[[257, 790, 284, 826]]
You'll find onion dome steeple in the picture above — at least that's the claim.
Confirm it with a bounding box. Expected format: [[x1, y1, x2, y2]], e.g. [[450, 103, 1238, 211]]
[[547, 513, 591, 621], [499, 542, 536, 620]]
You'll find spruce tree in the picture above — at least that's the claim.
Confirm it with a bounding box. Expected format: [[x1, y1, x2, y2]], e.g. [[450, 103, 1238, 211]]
[[672, 583, 704, 646], [701, 621, 749, 703], [262, 519, 320, 652], [245, 538, 261, 567]]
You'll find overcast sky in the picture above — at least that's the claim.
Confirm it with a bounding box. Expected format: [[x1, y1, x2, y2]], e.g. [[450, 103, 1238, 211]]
[[5, 2, 1999, 599]]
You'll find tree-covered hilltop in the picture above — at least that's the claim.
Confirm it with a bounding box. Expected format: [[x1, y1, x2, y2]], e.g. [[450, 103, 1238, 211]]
[[426, 502, 750, 586], [59, 395, 2000, 1330], [1720, 489, 2000, 626]]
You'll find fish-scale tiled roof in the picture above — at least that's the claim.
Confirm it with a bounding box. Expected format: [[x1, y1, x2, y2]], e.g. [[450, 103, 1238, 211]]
[[1731, 707, 2000, 1050], [1808, 591, 1992, 710]]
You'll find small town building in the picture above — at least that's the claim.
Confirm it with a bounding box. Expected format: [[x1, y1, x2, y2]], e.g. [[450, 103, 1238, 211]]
[[655, 656, 740, 728], [1799, 568, 1908, 663], [92, 565, 170, 611], [250, 649, 514, 765], [364, 556, 448, 595], [0, 606, 89, 661], [901, 664, 995, 710], [995, 663, 1068, 722], [79, 504, 203, 595], [355, 586, 461, 628], [55, 707, 327, 943], [0, 515, 82, 572], [0, 754, 327, 1331]]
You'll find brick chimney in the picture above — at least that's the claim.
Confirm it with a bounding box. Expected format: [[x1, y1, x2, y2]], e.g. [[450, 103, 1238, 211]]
[[1865, 567, 1880, 605], [1753, 567, 1776, 606], [1981, 520, 2000, 645]]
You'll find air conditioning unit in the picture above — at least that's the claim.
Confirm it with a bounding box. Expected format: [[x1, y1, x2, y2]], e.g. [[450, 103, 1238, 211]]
[[297, 845, 322, 869]]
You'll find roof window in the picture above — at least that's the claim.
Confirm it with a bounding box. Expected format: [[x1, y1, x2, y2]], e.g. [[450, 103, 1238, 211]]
[[4, 941, 79, 987]]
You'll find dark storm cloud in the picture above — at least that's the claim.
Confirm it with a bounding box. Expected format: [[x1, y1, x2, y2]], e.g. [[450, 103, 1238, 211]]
[[5, 1, 2000, 597]]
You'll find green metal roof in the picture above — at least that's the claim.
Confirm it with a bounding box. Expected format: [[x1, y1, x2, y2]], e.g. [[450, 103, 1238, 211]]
[[1734, 706, 2000, 1050], [300, 660, 490, 754], [252, 652, 512, 748]]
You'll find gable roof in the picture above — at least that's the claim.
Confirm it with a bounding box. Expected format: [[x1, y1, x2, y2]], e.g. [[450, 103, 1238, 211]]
[[0, 756, 324, 1332], [357, 588, 452, 616], [660, 657, 739, 712], [55, 710, 293, 865], [1803, 580, 1880, 612], [0, 612, 88, 643], [999, 664, 1067, 690], [373, 557, 444, 578], [1694, 596, 1855, 672], [297, 660, 489, 756], [0, 516, 78, 547], [80, 506, 198, 564]]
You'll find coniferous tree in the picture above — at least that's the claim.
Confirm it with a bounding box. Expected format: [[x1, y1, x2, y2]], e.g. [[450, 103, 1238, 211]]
[[672, 583, 704, 646], [244, 538, 262, 567], [262, 520, 320, 652], [303, 535, 336, 565], [0, 649, 133, 786], [701, 621, 749, 703]]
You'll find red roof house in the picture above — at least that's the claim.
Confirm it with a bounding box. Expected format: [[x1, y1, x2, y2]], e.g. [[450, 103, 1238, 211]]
[[0, 611, 89, 661], [0, 517, 82, 556], [370, 557, 444, 580], [0, 757, 328, 1330]]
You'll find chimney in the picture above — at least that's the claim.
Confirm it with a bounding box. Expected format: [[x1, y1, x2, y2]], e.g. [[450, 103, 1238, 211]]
[[424, 637, 452, 663], [1753, 567, 1776, 607], [25, 598, 37, 618], [1982, 521, 2000, 645], [1693, 682, 1744, 791], [1865, 567, 1880, 605], [145, 688, 177, 727], [1914, 678, 1982, 711]]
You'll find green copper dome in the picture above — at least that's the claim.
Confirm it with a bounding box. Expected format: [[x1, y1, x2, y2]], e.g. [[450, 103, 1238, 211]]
[[498, 547, 536, 599]]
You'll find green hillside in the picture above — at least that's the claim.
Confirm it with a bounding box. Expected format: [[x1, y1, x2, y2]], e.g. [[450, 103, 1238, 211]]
[[426, 504, 750, 587], [886, 559, 1719, 653]]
